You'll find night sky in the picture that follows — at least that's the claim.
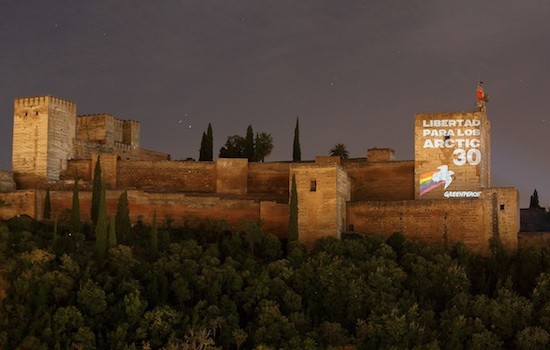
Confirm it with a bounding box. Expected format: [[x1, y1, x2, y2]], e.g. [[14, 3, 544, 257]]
[[1, 1, 549, 207]]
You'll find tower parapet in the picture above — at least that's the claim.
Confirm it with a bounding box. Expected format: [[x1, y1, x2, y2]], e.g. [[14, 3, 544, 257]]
[[12, 95, 77, 183]]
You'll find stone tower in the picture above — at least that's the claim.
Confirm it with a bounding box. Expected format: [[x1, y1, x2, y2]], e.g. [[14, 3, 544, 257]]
[[290, 157, 351, 246], [414, 108, 491, 200], [12, 95, 76, 182]]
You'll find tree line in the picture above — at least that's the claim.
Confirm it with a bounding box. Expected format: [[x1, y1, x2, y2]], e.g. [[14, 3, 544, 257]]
[[198, 119, 352, 162], [1, 205, 549, 348]]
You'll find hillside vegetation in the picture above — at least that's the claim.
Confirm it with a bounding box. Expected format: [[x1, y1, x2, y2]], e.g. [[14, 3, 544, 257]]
[[0, 217, 549, 349]]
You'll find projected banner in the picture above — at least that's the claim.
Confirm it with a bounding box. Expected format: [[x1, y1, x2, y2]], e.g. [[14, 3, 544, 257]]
[[415, 113, 489, 199]]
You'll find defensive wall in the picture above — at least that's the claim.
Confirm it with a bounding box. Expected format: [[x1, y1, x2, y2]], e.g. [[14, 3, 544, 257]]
[[347, 187, 519, 255], [0, 189, 289, 238], [5, 93, 539, 254]]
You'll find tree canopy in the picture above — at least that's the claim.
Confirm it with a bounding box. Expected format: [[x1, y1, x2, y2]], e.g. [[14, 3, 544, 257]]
[[329, 143, 350, 159], [0, 217, 548, 349]]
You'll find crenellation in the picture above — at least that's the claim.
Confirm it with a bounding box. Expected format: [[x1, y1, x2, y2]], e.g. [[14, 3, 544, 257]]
[[3, 88, 527, 254]]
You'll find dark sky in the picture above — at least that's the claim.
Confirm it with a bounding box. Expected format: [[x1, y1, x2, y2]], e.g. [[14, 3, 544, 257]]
[[1, 1, 549, 207]]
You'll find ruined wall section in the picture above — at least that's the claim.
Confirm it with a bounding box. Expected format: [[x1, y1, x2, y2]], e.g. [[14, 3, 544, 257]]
[[12, 96, 76, 183], [347, 187, 518, 255]]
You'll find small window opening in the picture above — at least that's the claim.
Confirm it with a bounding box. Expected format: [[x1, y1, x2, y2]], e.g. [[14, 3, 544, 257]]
[[35, 111, 39, 116], [24, 112, 28, 116], [310, 180, 317, 192], [500, 204, 505, 210]]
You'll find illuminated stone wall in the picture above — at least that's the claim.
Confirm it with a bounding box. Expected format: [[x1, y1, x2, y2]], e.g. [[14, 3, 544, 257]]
[[415, 111, 490, 200], [12, 96, 76, 181], [290, 158, 351, 246], [347, 187, 519, 255]]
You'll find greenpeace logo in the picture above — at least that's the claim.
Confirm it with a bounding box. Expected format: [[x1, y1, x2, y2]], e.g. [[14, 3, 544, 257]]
[[444, 191, 481, 198]]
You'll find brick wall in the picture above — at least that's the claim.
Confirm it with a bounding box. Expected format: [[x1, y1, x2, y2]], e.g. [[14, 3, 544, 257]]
[[0, 191, 38, 220], [347, 187, 519, 255], [248, 162, 289, 200], [344, 160, 414, 201], [260, 201, 289, 238], [117, 160, 216, 192], [519, 232, 550, 248], [291, 162, 351, 246], [216, 158, 248, 195]]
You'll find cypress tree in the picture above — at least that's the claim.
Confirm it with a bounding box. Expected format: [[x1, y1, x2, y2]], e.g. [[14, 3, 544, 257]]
[[206, 123, 213, 161], [244, 125, 255, 161], [91, 156, 102, 226], [199, 131, 208, 161], [43, 189, 51, 220], [530, 189, 541, 209], [70, 178, 81, 234], [151, 211, 158, 260], [115, 191, 130, 244], [292, 118, 301, 162], [52, 212, 59, 248], [288, 174, 299, 250], [95, 183, 108, 262], [108, 215, 117, 249]]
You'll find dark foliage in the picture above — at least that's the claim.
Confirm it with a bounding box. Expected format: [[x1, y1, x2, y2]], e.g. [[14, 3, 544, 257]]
[[0, 218, 549, 349], [293, 118, 301, 162]]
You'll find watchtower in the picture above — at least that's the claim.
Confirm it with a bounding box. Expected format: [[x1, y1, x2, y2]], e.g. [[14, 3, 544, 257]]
[[12, 95, 76, 182], [414, 88, 491, 200]]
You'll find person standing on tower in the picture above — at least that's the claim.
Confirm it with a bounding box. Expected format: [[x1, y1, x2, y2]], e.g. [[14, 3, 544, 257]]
[[476, 81, 489, 112]]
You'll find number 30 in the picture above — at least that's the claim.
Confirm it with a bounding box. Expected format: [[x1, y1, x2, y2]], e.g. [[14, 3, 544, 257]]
[[453, 149, 481, 166]]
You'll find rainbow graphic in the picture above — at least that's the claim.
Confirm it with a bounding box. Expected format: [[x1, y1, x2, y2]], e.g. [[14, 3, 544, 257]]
[[419, 165, 455, 196]]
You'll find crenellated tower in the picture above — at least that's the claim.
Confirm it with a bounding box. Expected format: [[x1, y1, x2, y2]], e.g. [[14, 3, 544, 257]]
[[12, 95, 76, 182], [414, 86, 491, 200]]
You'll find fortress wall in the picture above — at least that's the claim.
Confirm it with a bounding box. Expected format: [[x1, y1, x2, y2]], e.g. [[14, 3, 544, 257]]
[[216, 158, 248, 195], [347, 187, 519, 255], [519, 232, 550, 248], [46, 190, 260, 227], [260, 201, 289, 238], [347, 199, 488, 254], [116, 160, 216, 192], [344, 161, 415, 201], [77, 115, 114, 145], [0, 191, 38, 220], [121, 148, 170, 161], [484, 188, 519, 253], [291, 164, 350, 246], [92, 154, 118, 189], [63, 160, 92, 181], [248, 162, 290, 198], [123, 120, 140, 149]]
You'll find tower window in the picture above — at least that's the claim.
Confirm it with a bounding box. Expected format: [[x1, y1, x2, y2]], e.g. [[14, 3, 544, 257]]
[[500, 204, 505, 210], [24, 112, 28, 117], [35, 111, 39, 116], [310, 180, 317, 192]]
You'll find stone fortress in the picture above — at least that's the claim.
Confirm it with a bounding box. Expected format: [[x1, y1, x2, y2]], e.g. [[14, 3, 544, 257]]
[[0, 91, 523, 254]]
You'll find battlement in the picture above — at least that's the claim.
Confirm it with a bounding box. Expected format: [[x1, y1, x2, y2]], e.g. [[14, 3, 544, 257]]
[[367, 148, 395, 162], [77, 114, 116, 123], [14, 95, 76, 109]]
